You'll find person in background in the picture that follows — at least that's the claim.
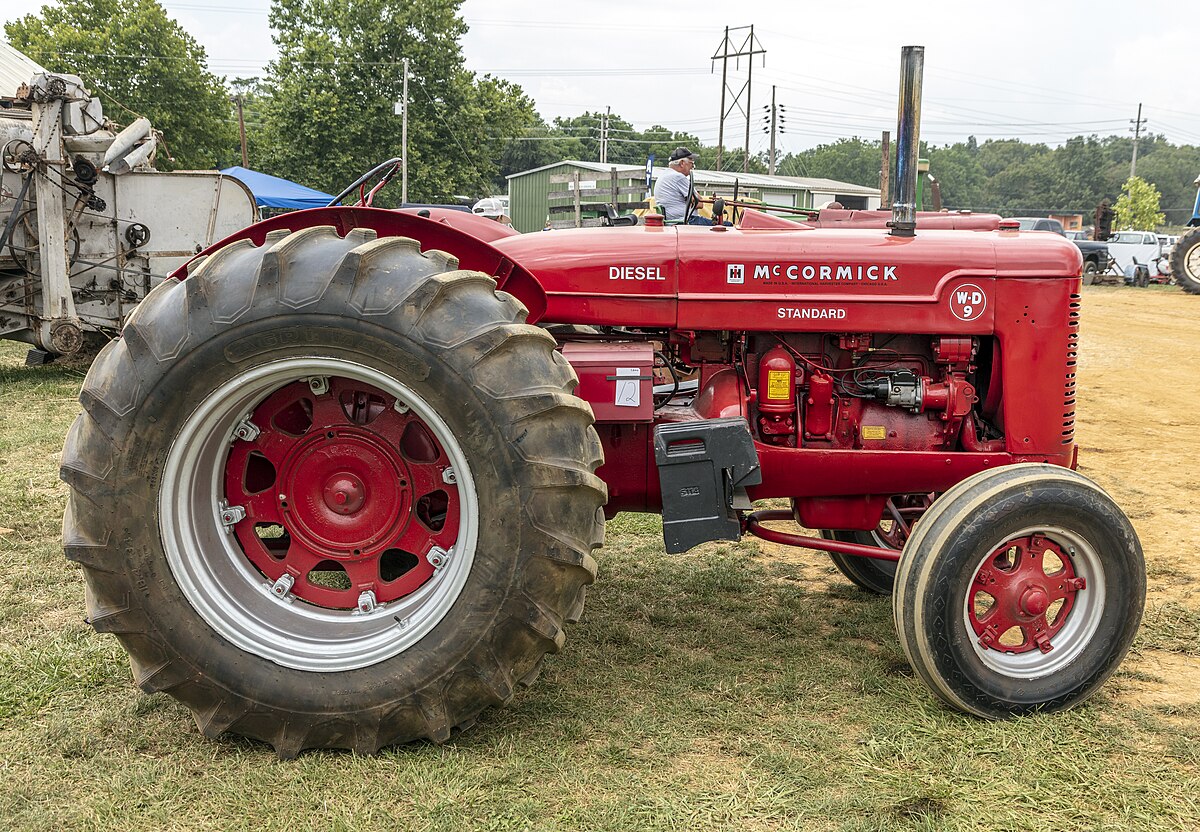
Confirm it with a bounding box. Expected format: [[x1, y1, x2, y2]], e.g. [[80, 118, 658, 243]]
[[1094, 198, 1114, 242], [473, 197, 512, 226], [653, 147, 726, 225]]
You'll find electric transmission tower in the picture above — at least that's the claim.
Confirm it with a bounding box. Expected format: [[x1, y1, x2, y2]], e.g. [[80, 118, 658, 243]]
[[711, 25, 766, 173]]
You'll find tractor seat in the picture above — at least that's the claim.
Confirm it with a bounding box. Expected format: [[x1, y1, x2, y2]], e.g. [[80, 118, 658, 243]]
[[602, 204, 638, 227]]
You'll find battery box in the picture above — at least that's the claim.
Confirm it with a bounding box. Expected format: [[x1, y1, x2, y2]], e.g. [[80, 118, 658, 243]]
[[561, 342, 654, 422]]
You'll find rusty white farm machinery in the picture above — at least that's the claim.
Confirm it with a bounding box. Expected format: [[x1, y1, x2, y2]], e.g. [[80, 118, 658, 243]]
[[0, 55, 255, 360]]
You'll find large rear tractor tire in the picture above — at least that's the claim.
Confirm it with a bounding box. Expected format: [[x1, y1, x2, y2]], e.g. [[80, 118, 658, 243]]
[[893, 464, 1144, 718], [1169, 227, 1200, 294], [822, 493, 933, 595], [61, 227, 606, 757]]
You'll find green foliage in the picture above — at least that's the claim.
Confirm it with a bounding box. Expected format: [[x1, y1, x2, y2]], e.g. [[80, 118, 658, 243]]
[[5, 0, 236, 170], [1115, 176, 1165, 230], [778, 137, 882, 185], [494, 118, 586, 184], [255, 0, 537, 203]]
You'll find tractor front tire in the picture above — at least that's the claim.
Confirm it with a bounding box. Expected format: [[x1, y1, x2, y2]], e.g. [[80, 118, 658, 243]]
[[1169, 227, 1200, 294], [61, 227, 606, 757], [892, 464, 1143, 718]]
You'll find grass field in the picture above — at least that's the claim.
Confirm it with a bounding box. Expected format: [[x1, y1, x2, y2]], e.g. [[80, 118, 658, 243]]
[[0, 288, 1198, 831]]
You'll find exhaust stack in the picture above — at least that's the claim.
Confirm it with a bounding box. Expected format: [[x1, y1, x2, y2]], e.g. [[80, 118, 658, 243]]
[[889, 45, 924, 238]]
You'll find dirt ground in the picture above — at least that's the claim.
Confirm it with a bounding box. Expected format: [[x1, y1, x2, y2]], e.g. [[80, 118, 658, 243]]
[[1073, 288, 1198, 596], [1074, 287, 1200, 704], [756, 285, 1200, 704]]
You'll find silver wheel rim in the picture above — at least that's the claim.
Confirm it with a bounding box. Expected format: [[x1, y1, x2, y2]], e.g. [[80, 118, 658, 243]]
[[1186, 243, 1200, 279], [159, 357, 479, 672], [964, 525, 1106, 679]]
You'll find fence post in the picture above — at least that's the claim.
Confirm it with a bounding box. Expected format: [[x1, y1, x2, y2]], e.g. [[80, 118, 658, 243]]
[[573, 171, 581, 228]]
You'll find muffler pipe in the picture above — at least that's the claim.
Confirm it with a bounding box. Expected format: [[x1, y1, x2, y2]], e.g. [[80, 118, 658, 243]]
[[889, 45, 924, 238]]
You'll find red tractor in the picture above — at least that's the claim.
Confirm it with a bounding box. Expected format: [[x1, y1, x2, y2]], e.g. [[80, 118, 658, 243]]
[[60, 49, 1144, 757]]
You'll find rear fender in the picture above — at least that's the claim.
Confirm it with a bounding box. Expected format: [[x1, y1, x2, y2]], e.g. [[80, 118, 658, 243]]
[[169, 206, 547, 320]]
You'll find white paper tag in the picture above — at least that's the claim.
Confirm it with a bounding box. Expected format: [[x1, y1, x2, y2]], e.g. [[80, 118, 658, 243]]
[[614, 367, 641, 408]]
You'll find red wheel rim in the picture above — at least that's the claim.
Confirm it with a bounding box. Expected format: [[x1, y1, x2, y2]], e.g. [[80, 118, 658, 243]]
[[224, 377, 460, 610], [968, 533, 1085, 655], [873, 493, 934, 549]]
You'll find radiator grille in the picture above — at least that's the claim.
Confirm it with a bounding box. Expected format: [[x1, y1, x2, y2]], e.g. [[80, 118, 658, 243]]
[[1062, 294, 1080, 444]]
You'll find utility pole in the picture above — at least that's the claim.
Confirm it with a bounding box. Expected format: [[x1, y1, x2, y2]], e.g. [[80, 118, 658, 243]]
[[762, 85, 783, 176], [716, 26, 728, 172], [710, 25, 766, 172], [234, 94, 248, 167], [880, 130, 891, 207], [1130, 102, 1146, 179], [600, 105, 610, 164], [401, 57, 409, 205]]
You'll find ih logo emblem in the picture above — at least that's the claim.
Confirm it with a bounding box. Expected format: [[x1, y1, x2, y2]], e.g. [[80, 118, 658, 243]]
[[727, 264, 745, 284], [949, 283, 987, 321]]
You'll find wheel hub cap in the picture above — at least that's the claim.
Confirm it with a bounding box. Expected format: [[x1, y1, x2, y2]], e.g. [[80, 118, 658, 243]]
[[281, 430, 407, 557], [323, 472, 365, 514], [1019, 586, 1049, 617]]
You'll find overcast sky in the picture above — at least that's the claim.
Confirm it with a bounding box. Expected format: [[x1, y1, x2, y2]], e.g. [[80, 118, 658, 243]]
[[3, 0, 1197, 156]]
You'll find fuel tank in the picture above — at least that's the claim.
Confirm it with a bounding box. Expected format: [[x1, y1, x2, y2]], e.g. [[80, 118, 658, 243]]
[[490, 221, 1082, 333]]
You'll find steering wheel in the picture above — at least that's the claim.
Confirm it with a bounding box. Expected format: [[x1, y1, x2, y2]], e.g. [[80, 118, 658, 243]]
[[327, 158, 403, 208], [683, 186, 698, 224]]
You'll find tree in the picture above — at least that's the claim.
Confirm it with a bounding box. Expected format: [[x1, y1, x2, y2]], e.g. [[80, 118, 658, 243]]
[[1114, 176, 1165, 230], [258, 0, 537, 203], [925, 141, 985, 209], [494, 120, 585, 189], [778, 137, 880, 186], [222, 77, 273, 170], [5, 0, 236, 169], [1129, 139, 1200, 227]]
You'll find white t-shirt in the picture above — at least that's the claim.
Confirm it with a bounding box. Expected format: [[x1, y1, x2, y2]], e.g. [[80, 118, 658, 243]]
[[653, 167, 692, 222]]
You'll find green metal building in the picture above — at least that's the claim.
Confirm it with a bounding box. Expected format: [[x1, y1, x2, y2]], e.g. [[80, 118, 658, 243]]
[[506, 160, 881, 233]]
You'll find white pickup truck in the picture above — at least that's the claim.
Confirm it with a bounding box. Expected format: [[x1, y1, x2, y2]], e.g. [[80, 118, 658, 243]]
[[1105, 230, 1167, 282]]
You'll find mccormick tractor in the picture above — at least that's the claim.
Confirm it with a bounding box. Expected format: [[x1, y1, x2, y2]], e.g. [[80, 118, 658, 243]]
[[60, 48, 1145, 758]]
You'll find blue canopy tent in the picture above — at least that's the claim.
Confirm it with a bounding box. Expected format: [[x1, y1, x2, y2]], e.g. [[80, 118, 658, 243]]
[[220, 166, 333, 210]]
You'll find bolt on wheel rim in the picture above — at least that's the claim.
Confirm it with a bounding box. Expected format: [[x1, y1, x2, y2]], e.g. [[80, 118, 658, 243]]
[[964, 525, 1106, 679], [160, 358, 479, 672]]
